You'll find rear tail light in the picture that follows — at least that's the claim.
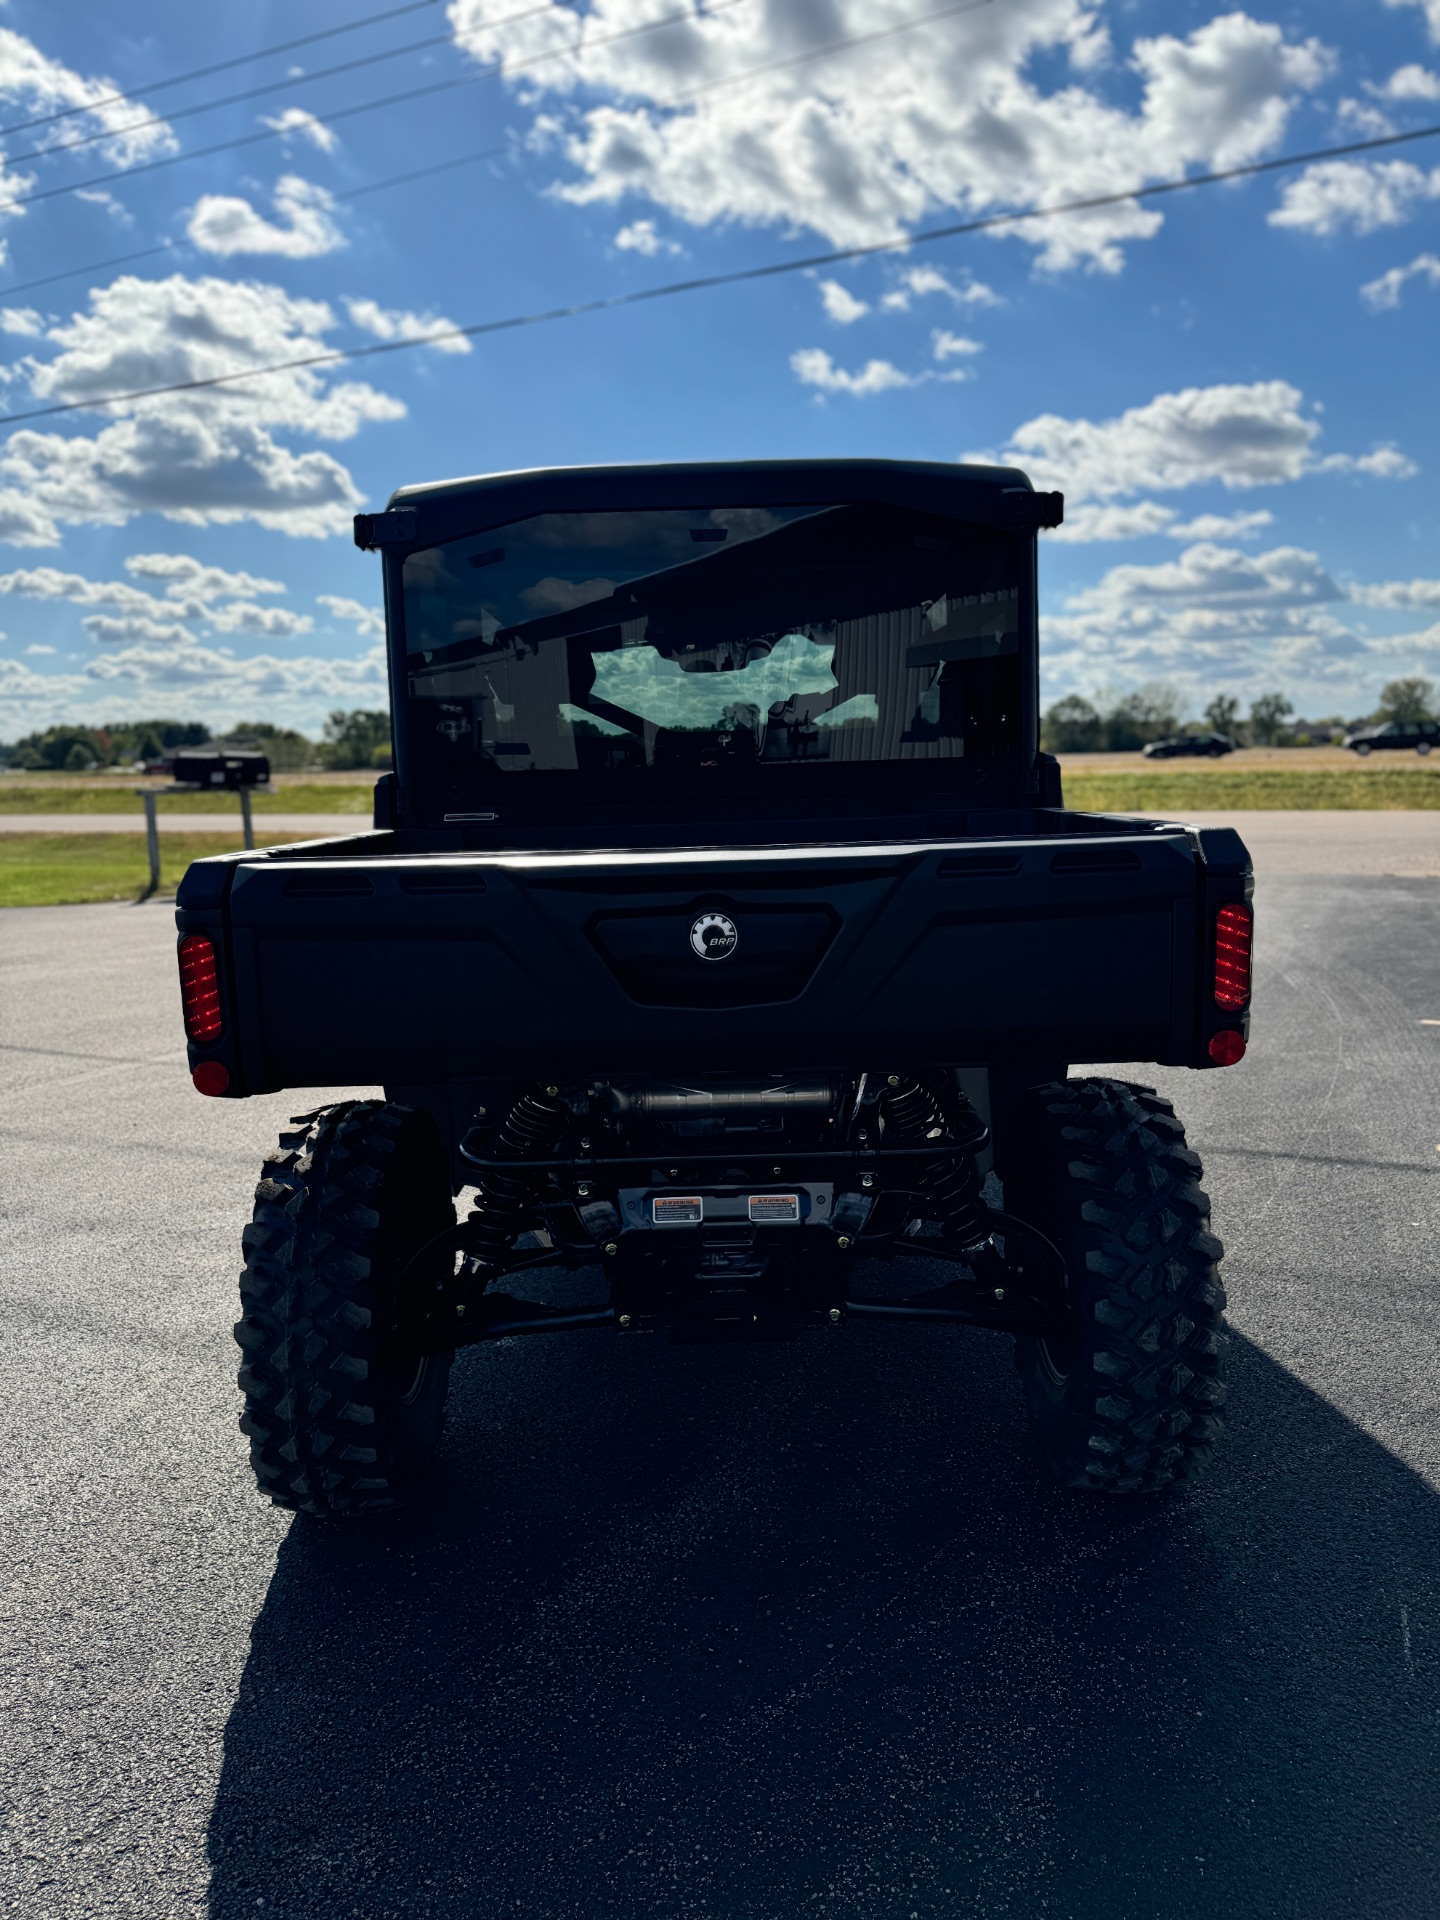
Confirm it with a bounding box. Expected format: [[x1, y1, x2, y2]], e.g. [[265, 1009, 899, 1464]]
[[1213, 903, 1252, 1011], [178, 934, 223, 1042]]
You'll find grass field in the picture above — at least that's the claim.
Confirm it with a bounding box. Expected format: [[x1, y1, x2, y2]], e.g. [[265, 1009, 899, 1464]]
[[0, 833, 298, 908], [0, 780, 373, 814], [1061, 767, 1440, 811]]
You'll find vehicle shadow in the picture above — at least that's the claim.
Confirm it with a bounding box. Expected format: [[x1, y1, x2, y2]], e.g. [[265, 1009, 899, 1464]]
[[207, 1318, 1440, 1920]]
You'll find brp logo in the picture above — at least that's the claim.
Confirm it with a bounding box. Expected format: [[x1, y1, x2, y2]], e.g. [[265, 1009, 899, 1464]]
[[690, 911, 739, 962]]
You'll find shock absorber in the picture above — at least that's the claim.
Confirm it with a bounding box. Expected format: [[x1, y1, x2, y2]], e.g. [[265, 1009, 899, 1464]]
[[879, 1075, 990, 1249], [463, 1086, 569, 1270]]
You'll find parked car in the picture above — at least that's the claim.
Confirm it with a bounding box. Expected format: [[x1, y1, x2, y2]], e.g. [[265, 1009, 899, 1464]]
[[175, 458, 1251, 1517], [1343, 719, 1438, 756], [1142, 733, 1235, 759]]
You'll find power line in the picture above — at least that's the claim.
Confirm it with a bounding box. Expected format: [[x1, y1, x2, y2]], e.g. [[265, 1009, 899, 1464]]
[[0, 144, 511, 301], [0, 0, 443, 139], [0, 0, 745, 221], [6, 117, 1438, 432], [8, 2, 556, 169]]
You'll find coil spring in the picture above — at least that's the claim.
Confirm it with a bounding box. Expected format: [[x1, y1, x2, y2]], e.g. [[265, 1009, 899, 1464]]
[[464, 1086, 568, 1269], [879, 1076, 990, 1249]]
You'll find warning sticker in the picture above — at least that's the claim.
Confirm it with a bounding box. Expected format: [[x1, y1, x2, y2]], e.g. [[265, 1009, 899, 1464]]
[[652, 1195, 703, 1225], [748, 1193, 801, 1224]]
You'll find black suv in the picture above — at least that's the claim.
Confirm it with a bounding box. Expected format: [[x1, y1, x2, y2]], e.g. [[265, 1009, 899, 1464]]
[[174, 459, 1252, 1518], [1142, 732, 1235, 759], [1344, 719, 1438, 756]]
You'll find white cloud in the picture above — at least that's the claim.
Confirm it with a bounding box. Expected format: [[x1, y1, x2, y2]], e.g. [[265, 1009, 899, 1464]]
[[1348, 577, 1440, 608], [881, 265, 1001, 311], [1374, 63, 1440, 99], [0, 560, 310, 640], [1046, 501, 1180, 543], [1386, 0, 1440, 45], [186, 176, 345, 259], [983, 380, 1413, 503], [1043, 541, 1364, 694], [345, 296, 472, 354], [204, 601, 313, 637], [0, 27, 177, 167], [0, 306, 41, 336], [446, 4, 1332, 272], [1315, 444, 1417, 479], [260, 107, 339, 154], [74, 188, 134, 225], [1361, 251, 1440, 309], [317, 593, 385, 639], [124, 553, 287, 601], [0, 635, 390, 738], [1269, 159, 1440, 235], [931, 328, 982, 362], [24, 643, 54, 655], [0, 565, 200, 621], [83, 613, 197, 647], [0, 275, 407, 545], [790, 347, 913, 395], [1166, 508, 1274, 539], [818, 279, 869, 324], [613, 218, 678, 255]]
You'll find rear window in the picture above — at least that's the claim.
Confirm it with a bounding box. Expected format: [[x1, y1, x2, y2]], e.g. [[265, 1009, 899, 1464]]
[[400, 502, 1026, 803]]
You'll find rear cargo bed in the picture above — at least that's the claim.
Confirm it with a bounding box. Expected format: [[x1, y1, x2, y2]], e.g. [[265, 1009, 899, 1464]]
[[178, 815, 1246, 1091]]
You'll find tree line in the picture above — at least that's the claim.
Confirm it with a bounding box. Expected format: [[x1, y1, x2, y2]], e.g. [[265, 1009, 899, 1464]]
[[1041, 677, 1437, 753], [0, 711, 393, 773]]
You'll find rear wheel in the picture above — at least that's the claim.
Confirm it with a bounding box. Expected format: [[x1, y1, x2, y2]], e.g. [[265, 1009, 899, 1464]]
[[1006, 1078, 1227, 1493], [1417, 741, 1431, 756], [234, 1100, 455, 1518]]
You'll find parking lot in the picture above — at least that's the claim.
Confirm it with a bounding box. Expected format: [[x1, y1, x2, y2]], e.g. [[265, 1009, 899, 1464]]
[[3, 829, 1440, 1918]]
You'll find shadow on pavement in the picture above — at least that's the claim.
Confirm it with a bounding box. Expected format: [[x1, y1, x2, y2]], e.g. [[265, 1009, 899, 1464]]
[[207, 1323, 1440, 1919]]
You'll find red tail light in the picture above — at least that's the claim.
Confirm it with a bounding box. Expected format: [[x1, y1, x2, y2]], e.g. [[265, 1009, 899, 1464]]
[[1213, 903, 1252, 1011], [1208, 1029, 1246, 1066], [178, 934, 223, 1042]]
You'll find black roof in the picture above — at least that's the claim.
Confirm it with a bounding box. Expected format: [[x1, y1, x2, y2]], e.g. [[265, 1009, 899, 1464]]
[[384, 458, 1054, 548]]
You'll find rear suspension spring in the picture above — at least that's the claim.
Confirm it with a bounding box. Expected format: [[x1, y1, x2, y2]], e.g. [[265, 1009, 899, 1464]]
[[879, 1076, 990, 1249], [463, 1086, 569, 1270]]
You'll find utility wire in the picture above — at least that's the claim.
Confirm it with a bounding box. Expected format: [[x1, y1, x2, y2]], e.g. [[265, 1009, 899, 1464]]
[[0, 0, 443, 139], [0, 0, 745, 220], [0, 144, 512, 299], [8, 1, 557, 168], [5, 117, 1438, 432], [2, 0, 990, 294]]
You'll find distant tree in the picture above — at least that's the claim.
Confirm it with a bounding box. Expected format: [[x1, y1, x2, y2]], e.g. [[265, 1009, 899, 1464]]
[[1374, 677, 1435, 724], [1104, 683, 1182, 751], [320, 709, 391, 770], [1041, 694, 1104, 753], [225, 721, 316, 772], [1247, 692, 1293, 746], [1203, 693, 1244, 739], [7, 724, 113, 770]]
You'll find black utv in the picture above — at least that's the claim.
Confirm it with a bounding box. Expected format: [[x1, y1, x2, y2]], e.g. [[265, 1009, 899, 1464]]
[[174, 460, 1252, 1518]]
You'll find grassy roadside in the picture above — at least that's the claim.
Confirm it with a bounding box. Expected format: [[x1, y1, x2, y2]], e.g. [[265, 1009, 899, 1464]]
[[0, 781, 373, 814], [0, 833, 301, 907], [1062, 768, 1440, 811]]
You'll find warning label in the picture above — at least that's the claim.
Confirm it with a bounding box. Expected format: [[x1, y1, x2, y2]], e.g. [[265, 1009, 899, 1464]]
[[652, 1195, 704, 1225], [748, 1193, 801, 1224]]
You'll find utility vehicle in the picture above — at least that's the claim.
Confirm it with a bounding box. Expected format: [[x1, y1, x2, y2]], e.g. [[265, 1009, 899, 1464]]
[[174, 460, 1251, 1517]]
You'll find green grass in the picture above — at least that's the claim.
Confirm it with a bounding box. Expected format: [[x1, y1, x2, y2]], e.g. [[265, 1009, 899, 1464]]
[[0, 781, 372, 814], [1063, 767, 1440, 811], [0, 832, 305, 907]]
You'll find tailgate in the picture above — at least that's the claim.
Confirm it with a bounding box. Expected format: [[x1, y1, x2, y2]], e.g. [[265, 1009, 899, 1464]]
[[210, 830, 1204, 1089]]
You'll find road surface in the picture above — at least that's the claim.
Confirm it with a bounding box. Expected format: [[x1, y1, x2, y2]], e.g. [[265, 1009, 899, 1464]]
[[2, 861, 1438, 1917]]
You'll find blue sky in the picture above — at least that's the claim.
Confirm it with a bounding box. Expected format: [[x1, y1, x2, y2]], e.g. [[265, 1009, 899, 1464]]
[[0, 0, 1438, 738]]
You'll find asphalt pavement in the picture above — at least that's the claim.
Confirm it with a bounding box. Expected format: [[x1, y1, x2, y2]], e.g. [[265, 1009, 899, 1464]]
[[2, 861, 1439, 1918]]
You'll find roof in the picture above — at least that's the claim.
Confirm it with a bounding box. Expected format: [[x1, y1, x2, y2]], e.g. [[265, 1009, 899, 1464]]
[[383, 457, 1051, 547]]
